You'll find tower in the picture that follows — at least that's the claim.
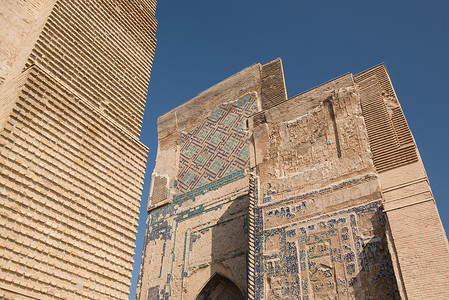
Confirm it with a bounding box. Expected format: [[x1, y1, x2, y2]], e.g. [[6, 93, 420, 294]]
[[0, 1, 157, 298], [137, 59, 449, 299]]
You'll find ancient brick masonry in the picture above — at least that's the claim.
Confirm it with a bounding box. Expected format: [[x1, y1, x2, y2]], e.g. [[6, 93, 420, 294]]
[[138, 59, 449, 299], [0, 1, 157, 299]]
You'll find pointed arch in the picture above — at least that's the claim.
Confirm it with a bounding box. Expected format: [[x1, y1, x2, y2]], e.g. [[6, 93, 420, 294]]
[[195, 273, 244, 300]]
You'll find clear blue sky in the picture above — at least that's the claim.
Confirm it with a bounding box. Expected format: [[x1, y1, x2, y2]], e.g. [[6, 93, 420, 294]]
[[129, 1, 449, 298]]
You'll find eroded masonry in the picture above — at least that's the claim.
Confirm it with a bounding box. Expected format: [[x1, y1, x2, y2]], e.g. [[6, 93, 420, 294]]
[[137, 59, 449, 299], [0, 1, 157, 299]]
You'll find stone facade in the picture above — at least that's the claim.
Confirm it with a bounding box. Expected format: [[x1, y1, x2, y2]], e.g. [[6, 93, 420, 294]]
[[137, 59, 449, 299], [0, 1, 157, 299]]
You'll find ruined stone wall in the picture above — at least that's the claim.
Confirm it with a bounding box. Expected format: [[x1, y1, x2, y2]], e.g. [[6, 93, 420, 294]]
[[137, 62, 265, 299], [248, 72, 400, 299], [251, 74, 375, 204], [139, 60, 449, 300], [0, 1, 157, 298], [355, 65, 449, 299]]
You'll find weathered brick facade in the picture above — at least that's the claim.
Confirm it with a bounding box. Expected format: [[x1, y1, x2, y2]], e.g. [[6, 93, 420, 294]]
[[137, 59, 449, 299], [0, 1, 157, 299]]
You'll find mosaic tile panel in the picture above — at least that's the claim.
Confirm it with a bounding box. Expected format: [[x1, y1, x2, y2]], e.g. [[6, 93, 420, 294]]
[[140, 194, 248, 299], [177, 93, 258, 194], [261, 201, 399, 300]]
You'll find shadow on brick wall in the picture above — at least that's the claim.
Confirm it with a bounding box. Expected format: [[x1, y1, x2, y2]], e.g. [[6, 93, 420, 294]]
[[196, 195, 249, 299], [349, 211, 400, 300]]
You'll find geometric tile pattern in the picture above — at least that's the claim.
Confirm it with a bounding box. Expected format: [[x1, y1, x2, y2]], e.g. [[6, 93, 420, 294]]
[[176, 93, 258, 194]]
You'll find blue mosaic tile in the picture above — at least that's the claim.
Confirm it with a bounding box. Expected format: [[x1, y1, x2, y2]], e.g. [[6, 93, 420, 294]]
[[176, 93, 258, 194], [257, 201, 400, 299]]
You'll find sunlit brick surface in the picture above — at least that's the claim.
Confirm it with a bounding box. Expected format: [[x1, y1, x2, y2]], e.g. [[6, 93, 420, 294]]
[[0, 1, 156, 298], [25, 0, 157, 136]]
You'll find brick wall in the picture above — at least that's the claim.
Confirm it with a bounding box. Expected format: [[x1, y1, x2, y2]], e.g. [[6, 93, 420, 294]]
[[0, 1, 156, 298]]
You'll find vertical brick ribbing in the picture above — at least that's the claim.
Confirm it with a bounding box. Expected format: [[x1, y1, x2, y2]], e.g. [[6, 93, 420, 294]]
[[261, 58, 287, 111], [247, 173, 256, 300], [354, 64, 418, 172]]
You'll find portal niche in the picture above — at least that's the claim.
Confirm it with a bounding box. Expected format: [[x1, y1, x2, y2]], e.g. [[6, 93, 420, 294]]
[[196, 273, 244, 300]]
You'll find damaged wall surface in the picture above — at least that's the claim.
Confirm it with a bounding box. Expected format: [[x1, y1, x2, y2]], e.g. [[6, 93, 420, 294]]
[[137, 59, 449, 300]]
